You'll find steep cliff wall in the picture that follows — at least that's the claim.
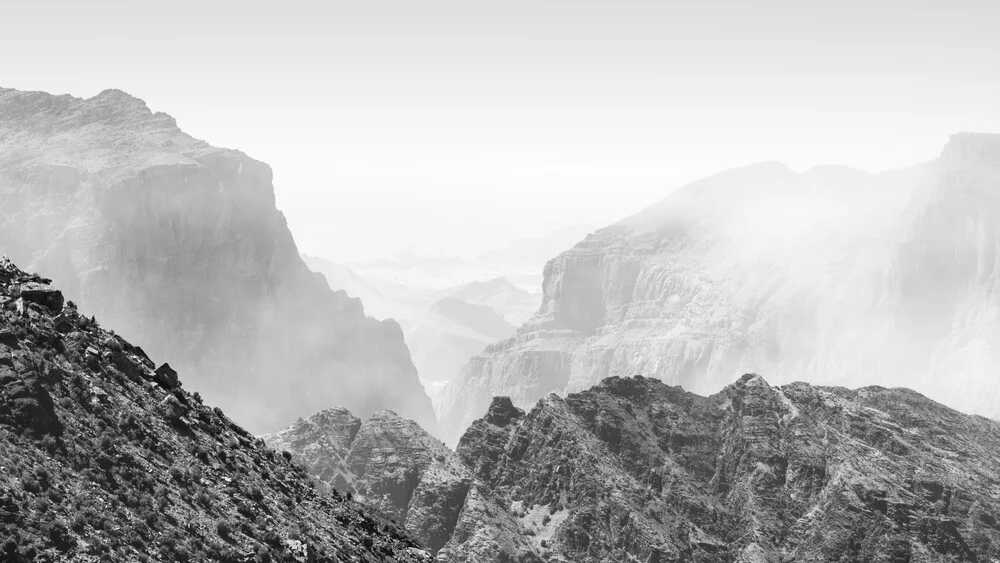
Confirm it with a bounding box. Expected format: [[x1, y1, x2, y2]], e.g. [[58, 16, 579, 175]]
[[0, 87, 435, 434], [437, 134, 1000, 443]]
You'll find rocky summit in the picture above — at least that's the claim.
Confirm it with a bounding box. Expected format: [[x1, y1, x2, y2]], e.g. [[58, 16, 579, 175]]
[[272, 370, 1000, 562], [0, 87, 435, 435], [0, 257, 431, 562], [456, 374, 1000, 562], [265, 408, 542, 562], [437, 132, 1000, 444]]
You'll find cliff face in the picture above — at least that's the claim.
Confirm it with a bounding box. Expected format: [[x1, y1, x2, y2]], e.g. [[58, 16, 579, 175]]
[[0, 257, 431, 562], [437, 133, 1000, 443], [0, 87, 435, 434], [457, 374, 1000, 562], [265, 408, 542, 562]]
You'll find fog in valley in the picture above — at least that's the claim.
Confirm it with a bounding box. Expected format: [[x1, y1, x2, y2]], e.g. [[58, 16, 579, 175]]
[[6, 1, 1000, 561], [3, 0, 1000, 438]]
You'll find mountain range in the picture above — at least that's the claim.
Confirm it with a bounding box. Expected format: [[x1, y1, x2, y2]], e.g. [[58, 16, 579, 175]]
[[304, 255, 536, 396], [0, 87, 435, 435], [269, 371, 1000, 561], [5, 86, 1000, 562], [437, 134, 1000, 444]]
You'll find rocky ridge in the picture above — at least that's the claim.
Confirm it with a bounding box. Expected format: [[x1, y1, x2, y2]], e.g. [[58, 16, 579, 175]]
[[437, 133, 1000, 444], [0, 86, 435, 434], [0, 257, 431, 562], [455, 373, 1000, 562], [265, 408, 542, 562]]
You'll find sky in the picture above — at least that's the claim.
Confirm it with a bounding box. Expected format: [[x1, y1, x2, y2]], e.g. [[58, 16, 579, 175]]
[[2, 0, 999, 262]]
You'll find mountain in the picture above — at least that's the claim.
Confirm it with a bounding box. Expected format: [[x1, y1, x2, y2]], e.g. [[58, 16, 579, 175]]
[[437, 133, 1000, 444], [304, 255, 524, 396], [271, 370, 1000, 562], [351, 252, 473, 272], [433, 277, 540, 326], [264, 408, 542, 562], [456, 373, 1000, 562], [429, 298, 516, 342], [300, 254, 391, 318], [0, 87, 435, 435], [0, 257, 431, 562]]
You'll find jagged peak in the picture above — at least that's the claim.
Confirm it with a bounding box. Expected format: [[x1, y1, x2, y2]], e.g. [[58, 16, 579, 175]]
[[594, 374, 672, 399], [484, 396, 524, 427], [92, 88, 143, 103], [735, 372, 770, 387], [299, 405, 360, 425]]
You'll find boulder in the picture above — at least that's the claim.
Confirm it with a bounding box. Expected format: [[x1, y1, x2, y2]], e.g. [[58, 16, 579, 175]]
[[0, 329, 16, 346], [18, 282, 64, 312], [154, 363, 179, 389], [112, 351, 147, 382], [0, 366, 63, 437], [52, 314, 73, 333], [159, 394, 187, 422]]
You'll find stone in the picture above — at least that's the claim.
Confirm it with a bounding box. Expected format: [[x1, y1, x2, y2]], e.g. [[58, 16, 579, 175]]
[[0, 329, 15, 346], [0, 367, 63, 437], [18, 282, 64, 312], [158, 394, 187, 421], [52, 314, 73, 333], [111, 351, 147, 382], [153, 363, 179, 389]]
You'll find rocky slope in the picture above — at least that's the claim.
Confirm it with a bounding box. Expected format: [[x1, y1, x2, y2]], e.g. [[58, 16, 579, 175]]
[[437, 133, 1000, 443], [264, 408, 541, 562], [0, 87, 435, 434], [457, 374, 1000, 562], [0, 257, 431, 562]]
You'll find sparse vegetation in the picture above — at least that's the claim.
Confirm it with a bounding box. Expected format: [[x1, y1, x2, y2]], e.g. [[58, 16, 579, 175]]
[[0, 260, 429, 562]]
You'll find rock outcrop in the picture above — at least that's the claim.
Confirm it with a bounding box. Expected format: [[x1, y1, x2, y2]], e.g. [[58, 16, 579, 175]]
[[437, 132, 1000, 443], [0, 87, 435, 434], [265, 408, 542, 562], [0, 257, 431, 562], [456, 374, 1000, 562]]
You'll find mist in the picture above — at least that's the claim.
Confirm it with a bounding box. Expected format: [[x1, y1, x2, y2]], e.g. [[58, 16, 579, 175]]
[[3, 0, 999, 265], [5, 1, 1000, 561]]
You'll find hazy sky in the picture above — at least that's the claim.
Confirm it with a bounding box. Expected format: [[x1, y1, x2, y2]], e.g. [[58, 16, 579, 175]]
[[3, 0, 999, 262]]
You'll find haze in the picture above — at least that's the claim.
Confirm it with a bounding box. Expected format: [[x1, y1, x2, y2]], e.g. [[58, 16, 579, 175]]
[[2, 0, 998, 263]]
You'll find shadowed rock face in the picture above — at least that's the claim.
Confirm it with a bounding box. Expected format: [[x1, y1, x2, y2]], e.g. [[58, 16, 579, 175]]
[[265, 408, 542, 562], [456, 374, 1000, 562], [0, 257, 432, 562], [0, 87, 435, 434], [438, 133, 1000, 444]]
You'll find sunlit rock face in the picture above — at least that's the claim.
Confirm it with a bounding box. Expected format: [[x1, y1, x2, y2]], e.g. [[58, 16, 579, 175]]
[[437, 133, 1000, 443], [0, 87, 436, 434]]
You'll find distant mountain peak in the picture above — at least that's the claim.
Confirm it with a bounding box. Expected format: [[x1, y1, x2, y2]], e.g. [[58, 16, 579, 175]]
[[0, 85, 436, 435], [438, 131, 1000, 445], [941, 131, 1000, 163]]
